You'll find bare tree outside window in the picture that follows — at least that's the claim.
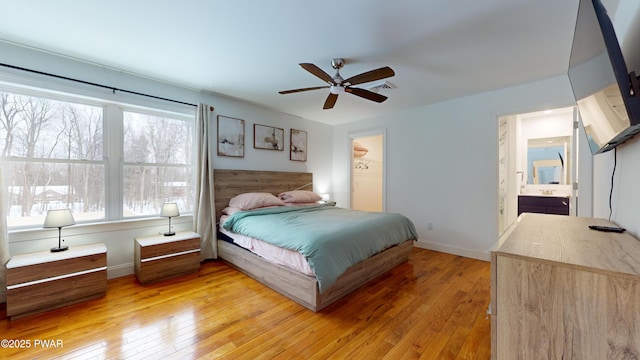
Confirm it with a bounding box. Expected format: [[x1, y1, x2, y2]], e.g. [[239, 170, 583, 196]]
[[0, 89, 194, 229], [123, 111, 193, 217], [0, 92, 105, 227]]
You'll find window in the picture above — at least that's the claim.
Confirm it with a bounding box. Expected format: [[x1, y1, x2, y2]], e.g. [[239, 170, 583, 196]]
[[0, 89, 194, 229], [122, 111, 193, 217]]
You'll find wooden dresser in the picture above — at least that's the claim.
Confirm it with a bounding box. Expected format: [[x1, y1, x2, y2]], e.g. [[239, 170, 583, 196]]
[[6, 243, 107, 319], [491, 213, 640, 359], [134, 231, 201, 284]]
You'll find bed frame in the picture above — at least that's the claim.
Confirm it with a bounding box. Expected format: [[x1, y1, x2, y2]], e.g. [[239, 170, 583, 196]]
[[214, 169, 414, 312]]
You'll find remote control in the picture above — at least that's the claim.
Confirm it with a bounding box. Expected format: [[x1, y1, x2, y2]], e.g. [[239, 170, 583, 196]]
[[588, 225, 626, 233]]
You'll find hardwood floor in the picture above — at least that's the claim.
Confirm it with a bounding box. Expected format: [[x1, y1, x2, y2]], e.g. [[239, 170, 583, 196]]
[[0, 248, 491, 359]]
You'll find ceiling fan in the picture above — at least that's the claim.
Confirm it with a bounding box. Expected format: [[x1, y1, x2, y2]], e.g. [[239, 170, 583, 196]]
[[279, 58, 395, 109]]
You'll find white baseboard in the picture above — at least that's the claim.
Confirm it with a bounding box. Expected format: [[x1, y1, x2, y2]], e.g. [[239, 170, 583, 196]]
[[413, 239, 490, 262], [108, 262, 134, 279]]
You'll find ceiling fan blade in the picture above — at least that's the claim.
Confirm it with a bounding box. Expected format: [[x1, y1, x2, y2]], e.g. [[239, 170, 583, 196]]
[[344, 66, 395, 86], [300, 63, 334, 84], [345, 87, 388, 103], [279, 86, 329, 94], [323, 93, 338, 109]]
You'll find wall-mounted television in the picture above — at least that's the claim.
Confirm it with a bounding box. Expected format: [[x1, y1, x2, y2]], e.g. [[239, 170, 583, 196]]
[[568, 0, 640, 154]]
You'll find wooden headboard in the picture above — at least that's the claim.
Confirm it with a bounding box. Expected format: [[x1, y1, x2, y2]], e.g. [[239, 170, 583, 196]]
[[213, 169, 313, 221]]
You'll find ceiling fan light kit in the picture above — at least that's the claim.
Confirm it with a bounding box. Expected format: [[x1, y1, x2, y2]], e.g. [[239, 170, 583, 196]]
[[329, 85, 345, 95], [279, 58, 395, 109]]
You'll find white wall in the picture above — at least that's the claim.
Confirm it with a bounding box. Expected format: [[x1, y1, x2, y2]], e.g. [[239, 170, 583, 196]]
[[209, 95, 333, 195], [1, 42, 333, 278], [332, 75, 576, 260], [593, 140, 640, 236]]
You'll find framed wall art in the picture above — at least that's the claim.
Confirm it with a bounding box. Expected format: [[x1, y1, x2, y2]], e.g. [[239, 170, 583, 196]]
[[254, 124, 284, 151], [290, 129, 307, 162], [217, 115, 245, 157]]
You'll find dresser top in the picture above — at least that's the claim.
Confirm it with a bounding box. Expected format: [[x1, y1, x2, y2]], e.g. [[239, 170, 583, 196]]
[[7, 243, 106, 268], [495, 213, 640, 277]]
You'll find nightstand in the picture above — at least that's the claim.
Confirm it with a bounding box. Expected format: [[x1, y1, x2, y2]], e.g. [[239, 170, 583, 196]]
[[5, 243, 107, 319], [134, 231, 201, 284]]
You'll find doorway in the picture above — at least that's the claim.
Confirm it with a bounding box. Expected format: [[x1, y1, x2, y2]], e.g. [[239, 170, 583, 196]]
[[497, 107, 578, 236], [350, 131, 385, 212]]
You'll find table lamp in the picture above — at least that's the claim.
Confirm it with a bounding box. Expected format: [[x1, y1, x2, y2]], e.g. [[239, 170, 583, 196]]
[[43, 208, 75, 252], [160, 203, 179, 236]]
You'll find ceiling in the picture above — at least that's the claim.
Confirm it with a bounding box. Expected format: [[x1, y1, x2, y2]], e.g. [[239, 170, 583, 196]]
[[0, 0, 623, 125]]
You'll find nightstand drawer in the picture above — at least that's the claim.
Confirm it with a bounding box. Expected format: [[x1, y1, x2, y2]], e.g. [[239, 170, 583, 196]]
[[140, 237, 200, 260], [7, 270, 107, 317], [7, 253, 106, 286], [134, 231, 201, 284], [138, 251, 200, 284]]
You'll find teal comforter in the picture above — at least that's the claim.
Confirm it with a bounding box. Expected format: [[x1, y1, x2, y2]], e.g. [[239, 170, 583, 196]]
[[222, 204, 417, 293]]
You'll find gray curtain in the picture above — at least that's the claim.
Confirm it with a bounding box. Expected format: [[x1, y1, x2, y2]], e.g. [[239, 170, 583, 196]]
[[0, 161, 9, 303], [194, 104, 217, 259]]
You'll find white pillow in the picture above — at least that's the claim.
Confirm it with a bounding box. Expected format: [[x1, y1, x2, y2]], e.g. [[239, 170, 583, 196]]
[[278, 190, 322, 203]]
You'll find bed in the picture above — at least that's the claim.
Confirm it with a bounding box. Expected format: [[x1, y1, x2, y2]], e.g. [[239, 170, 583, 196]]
[[214, 169, 416, 312]]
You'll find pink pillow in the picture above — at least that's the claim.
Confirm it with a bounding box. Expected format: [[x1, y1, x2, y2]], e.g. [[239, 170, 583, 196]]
[[228, 192, 285, 210], [278, 190, 322, 203]]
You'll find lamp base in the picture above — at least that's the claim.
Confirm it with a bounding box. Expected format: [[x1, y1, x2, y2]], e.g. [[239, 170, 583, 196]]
[[163, 231, 175, 236], [51, 245, 69, 252]]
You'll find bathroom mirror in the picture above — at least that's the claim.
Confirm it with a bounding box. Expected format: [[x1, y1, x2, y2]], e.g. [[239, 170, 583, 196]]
[[527, 136, 570, 185]]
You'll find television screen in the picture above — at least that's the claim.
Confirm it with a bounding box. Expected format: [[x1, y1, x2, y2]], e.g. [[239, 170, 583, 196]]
[[568, 0, 640, 154]]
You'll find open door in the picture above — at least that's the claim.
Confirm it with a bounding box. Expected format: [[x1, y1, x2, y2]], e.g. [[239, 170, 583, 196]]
[[498, 106, 579, 237], [350, 132, 385, 212]]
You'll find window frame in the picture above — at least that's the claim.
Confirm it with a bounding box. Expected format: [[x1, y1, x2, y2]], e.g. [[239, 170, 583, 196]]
[[0, 83, 196, 230], [120, 106, 195, 219]]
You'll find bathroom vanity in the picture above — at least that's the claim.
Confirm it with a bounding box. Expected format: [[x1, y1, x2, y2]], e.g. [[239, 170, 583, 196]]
[[517, 194, 569, 216]]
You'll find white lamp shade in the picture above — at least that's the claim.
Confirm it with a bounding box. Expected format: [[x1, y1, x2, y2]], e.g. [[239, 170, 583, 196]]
[[160, 203, 180, 217], [43, 209, 75, 228]]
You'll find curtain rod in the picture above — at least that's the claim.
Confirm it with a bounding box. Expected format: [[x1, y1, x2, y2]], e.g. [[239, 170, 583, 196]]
[[0, 62, 198, 108]]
